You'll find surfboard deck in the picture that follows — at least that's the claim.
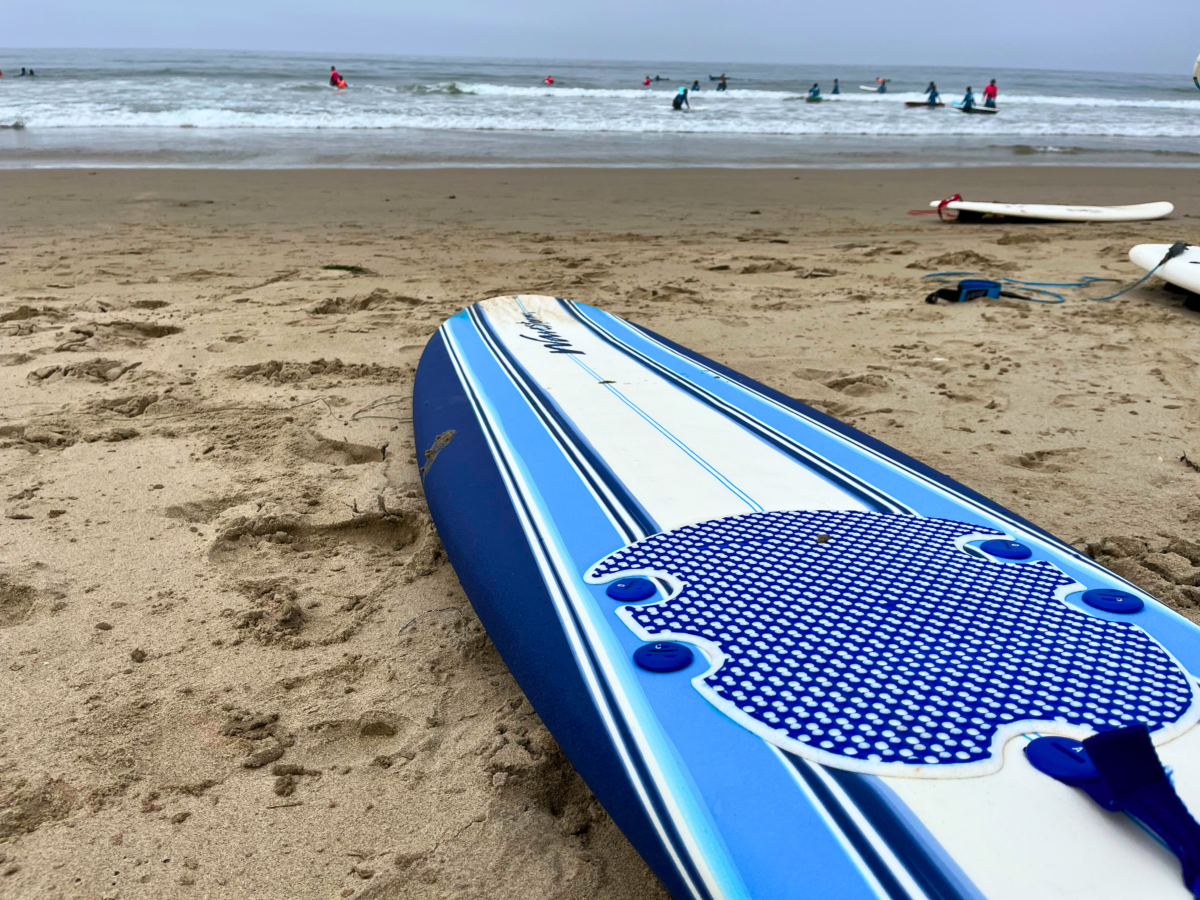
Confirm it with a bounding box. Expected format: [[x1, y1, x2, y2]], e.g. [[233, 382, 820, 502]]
[[906, 101, 944, 108], [1130, 243, 1200, 295], [414, 295, 1200, 900], [929, 199, 1174, 222]]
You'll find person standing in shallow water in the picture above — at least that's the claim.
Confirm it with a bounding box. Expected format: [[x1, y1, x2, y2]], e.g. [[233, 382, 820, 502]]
[[983, 79, 998, 108], [832, 78, 840, 94]]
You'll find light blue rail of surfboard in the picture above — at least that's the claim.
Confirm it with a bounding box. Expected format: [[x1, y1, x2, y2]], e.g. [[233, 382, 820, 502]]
[[435, 295, 1200, 900]]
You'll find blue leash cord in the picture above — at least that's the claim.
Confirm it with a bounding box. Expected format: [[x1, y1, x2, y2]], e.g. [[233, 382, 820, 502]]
[[923, 244, 1189, 303], [921, 272, 1071, 303]]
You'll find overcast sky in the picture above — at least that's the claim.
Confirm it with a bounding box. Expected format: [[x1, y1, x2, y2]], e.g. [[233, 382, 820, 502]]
[[7, 0, 1197, 75]]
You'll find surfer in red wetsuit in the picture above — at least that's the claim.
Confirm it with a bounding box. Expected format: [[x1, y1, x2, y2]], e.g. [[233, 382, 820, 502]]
[[983, 79, 998, 109], [544, 76, 555, 85], [329, 65, 341, 87]]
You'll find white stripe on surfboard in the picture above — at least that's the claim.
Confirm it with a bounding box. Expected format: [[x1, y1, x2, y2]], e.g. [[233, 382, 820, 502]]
[[804, 758, 935, 900], [441, 325, 742, 900], [770, 746, 904, 900], [478, 296, 870, 531]]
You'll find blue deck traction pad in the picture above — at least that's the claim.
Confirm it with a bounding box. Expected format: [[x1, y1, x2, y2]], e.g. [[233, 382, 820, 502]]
[[588, 510, 1198, 777]]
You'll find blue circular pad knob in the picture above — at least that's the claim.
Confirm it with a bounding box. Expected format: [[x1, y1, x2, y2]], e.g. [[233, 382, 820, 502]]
[[633, 642, 694, 673], [606, 577, 657, 601], [979, 539, 1032, 560], [1082, 588, 1144, 614], [1025, 735, 1098, 781]]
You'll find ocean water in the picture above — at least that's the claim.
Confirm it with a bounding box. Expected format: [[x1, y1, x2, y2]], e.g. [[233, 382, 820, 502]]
[[1, 48, 1198, 168]]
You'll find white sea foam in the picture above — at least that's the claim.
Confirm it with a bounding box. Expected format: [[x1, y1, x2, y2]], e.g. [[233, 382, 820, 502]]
[[2, 51, 1197, 166]]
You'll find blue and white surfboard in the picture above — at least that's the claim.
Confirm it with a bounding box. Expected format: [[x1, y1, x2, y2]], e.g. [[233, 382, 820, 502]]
[[414, 295, 1200, 900]]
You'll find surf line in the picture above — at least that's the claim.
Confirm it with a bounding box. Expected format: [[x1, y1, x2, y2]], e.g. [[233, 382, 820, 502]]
[[570, 353, 766, 514], [509, 298, 765, 514], [467, 304, 657, 541], [558, 299, 906, 516], [440, 324, 731, 900]]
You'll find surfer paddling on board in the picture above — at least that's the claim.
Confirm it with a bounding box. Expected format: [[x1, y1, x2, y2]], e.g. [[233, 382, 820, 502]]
[[983, 79, 998, 108], [672, 86, 690, 110]]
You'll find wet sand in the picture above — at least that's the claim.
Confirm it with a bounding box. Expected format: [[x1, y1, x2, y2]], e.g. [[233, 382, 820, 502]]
[[2, 167, 1199, 899]]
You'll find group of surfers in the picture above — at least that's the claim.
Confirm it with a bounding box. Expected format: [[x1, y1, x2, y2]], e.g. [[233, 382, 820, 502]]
[[646, 73, 729, 92], [323, 65, 998, 111], [921, 79, 999, 109], [801, 77, 999, 109]]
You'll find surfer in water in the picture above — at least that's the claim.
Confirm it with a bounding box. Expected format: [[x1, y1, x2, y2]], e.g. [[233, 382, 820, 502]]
[[544, 75, 555, 85], [644, 75, 651, 86], [691, 80, 701, 91], [983, 79, 998, 108], [876, 78, 889, 94], [716, 73, 728, 92], [961, 86, 976, 110], [329, 65, 342, 87], [808, 83, 821, 99], [672, 87, 690, 110], [925, 81, 940, 105], [832, 78, 840, 95]]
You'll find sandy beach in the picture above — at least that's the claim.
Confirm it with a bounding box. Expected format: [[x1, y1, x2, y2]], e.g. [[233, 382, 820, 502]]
[[2, 166, 1199, 900]]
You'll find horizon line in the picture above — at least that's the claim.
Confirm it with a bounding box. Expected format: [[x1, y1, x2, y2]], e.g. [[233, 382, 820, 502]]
[[0, 46, 1188, 80]]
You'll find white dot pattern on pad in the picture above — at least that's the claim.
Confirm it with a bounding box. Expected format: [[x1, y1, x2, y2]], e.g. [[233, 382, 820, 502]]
[[590, 511, 1194, 771]]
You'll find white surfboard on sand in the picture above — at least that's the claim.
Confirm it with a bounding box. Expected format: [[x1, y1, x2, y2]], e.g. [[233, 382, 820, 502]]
[[1130, 243, 1200, 294], [929, 199, 1174, 222]]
